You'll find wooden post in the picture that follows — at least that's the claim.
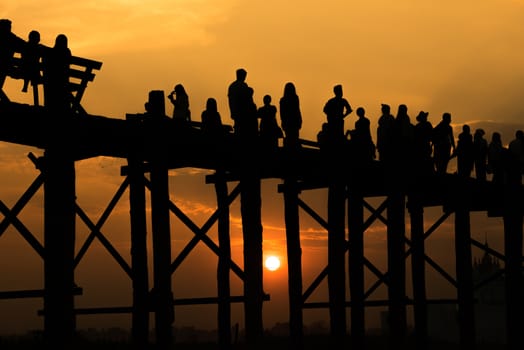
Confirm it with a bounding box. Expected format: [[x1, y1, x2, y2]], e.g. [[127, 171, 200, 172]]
[[503, 184, 524, 350], [347, 189, 365, 349], [454, 181, 475, 349], [408, 195, 428, 349], [327, 178, 347, 342], [386, 190, 407, 346], [215, 172, 232, 350], [240, 172, 264, 346], [43, 149, 76, 347], [283, 177, 304, 349], [127, 155, 149, 349], [42, 49, 77, 347], [148, 90, 174, 349]]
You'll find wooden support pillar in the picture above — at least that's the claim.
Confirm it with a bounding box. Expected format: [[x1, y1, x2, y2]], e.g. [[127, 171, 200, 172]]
[[283, 177, 304, 349], [148, 90, 174, 349], [127, 156, 149, 349], [43, 149, 76, 348], [408, 196, 428, 349], [215, 172, 232, 350], [240, 172, 264, 346], [386, 190, 407, 346], [327, 178, 347, 342], [454, 183, 475, 349], [347, 190, 365, 349], [502, 185, 524, 350]]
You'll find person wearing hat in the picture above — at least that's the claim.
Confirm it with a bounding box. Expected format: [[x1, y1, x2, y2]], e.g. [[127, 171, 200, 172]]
[[414, 111, 434, 175], [433, 112, 455, 174]]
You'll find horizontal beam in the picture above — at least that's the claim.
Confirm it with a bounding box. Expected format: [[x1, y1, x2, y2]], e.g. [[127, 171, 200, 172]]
[[0, 287, 82, 299]]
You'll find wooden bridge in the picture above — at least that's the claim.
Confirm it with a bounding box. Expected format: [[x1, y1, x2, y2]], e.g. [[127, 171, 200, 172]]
[[0, 41, 523, 350]]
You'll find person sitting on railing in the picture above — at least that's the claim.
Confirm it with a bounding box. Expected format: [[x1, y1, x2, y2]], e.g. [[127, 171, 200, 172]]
[[0, 19, 25, 101], [21, 30, 42, 94]]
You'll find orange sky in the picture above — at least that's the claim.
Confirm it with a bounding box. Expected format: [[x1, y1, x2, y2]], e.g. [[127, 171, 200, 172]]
[[0, 0, 522, 335]]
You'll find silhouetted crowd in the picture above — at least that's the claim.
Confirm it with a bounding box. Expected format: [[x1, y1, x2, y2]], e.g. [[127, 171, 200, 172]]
[[1, 20, 523, 186], [175, 67, 524, 186]]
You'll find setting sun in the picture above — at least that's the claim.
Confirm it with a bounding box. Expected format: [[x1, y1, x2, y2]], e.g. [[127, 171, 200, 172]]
[[264, 256, 281, 271]]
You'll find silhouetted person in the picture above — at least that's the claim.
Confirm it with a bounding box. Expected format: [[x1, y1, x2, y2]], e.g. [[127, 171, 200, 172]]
[[168, 83, 191, 123], [317, 122, 330, 148], [42, 33, 72, 112], [507, 129, 524, 184], [227, 68, 249, 134], [487, 132, 506, 184], [0, 19, 25, 101], [233, 85, 258, 145], [473, 128, 488, 181], [432, 112, 455, 175], [279, 82, 302, 149], [455, 124, 474, 178], [258, 94, 282, 150], [21, 30, 42, 93], [376, 103, 395, 164], [392, 103, 414, 172], [323, 84, 352, 142], [348, 106, 375, 165], [413, 111, 434, 176], [201, 97, 223, 142]]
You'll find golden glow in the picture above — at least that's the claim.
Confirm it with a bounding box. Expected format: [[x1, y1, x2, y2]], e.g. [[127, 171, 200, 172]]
[[264, 255, 281, 271]]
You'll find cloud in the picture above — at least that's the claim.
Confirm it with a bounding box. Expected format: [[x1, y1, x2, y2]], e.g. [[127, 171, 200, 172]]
[[4, 0, 239, 55]]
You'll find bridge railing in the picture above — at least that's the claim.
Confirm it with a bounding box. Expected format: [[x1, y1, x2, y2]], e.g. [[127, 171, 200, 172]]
[[2, 47, 102, 114]]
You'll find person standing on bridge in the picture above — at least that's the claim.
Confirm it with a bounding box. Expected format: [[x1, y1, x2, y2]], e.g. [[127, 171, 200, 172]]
[[227, 68, 249, 135], [258, 94, 282, 151], [347, 106, 375, 165], [487, 131, 506, 184], [42, 33, 72, 112], [413, 111, 434, 176], [432, 112, 455, 175], [323, 84, 352, 144], [376, 103, 395, 164], [455, 124, 474, 178], [279, 82, 302, 150], [473, 128, 488, 182], [168, 83, 191, 124]]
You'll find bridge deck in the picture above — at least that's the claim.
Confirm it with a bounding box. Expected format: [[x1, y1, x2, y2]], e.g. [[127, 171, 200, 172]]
[[0, 102, 516, 215]]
